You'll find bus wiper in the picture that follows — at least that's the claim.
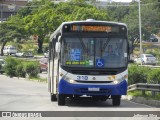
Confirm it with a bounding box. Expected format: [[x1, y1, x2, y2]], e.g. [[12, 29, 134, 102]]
[[102, 39, 110, 52], [79, 38, 88, 54]]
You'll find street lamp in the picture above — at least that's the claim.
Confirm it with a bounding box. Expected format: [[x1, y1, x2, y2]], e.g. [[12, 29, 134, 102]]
[[138, 0, 142, 65]]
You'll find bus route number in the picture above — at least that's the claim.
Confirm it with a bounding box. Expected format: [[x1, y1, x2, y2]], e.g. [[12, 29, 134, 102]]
[[77, 76, 88, 80]]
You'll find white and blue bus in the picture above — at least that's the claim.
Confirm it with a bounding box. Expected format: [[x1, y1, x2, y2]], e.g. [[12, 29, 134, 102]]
[[48, 19, 129, 106]]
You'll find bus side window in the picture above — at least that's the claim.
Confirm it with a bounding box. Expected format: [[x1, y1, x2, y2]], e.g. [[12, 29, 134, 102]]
[[52, 38, 58, 59], [49, 42, 52, 60]]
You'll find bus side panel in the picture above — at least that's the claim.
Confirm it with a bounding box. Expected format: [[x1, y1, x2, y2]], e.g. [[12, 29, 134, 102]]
[[48, 60, 53, 93], [49, 59, 58, 94], [53, 59, 58, 94]]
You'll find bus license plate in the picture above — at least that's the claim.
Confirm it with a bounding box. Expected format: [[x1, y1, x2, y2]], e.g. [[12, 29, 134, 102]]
[[88, 88, 100, 91]]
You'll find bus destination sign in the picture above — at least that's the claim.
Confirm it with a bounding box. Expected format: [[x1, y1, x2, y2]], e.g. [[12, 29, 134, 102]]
[[63, 24, 122, 33], [71, 25, 119, 32], [72, 25, 112, 32]]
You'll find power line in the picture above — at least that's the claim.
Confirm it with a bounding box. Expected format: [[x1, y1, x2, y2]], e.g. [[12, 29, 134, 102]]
[[0, 3, 38, 8], [96, 2, 160, 7], [0, 2, 160, 8]]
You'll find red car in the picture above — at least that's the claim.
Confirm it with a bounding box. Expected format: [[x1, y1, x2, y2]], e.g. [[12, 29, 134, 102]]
[[39, 58, 48, 73]]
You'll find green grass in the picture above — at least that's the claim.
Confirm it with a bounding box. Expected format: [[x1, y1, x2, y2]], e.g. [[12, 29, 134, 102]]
[[128, 90, 160, 101], [29, 76, 47, 83]]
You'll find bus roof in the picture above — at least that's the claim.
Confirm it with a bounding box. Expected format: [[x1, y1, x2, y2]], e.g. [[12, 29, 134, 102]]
[[62, 20, 127, 26], [50, 20, 127, 41]]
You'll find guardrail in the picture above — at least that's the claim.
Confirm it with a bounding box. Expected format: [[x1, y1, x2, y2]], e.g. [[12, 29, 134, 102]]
[[140, 65, 160, 68], [128, 83, 160, 96]]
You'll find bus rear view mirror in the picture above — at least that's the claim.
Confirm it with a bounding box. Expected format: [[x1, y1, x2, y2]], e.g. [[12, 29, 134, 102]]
[[55, 42, 61, 53]]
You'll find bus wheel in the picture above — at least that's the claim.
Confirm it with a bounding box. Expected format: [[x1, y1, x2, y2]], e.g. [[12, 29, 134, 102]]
[[58, 94, 65, 106], [51, 94, 57, 101], [92, 97, 99, 101], [100, 97, 107, 101], [74, 95, 80, 99], [112, 95, 121, 106]]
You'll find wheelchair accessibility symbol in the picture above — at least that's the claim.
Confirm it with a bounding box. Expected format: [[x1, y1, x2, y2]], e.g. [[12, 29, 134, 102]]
[[96, 59, 104, 68]]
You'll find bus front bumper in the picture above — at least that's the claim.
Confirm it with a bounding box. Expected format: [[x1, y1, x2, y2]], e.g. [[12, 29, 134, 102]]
[[58, 79, 127, 96]]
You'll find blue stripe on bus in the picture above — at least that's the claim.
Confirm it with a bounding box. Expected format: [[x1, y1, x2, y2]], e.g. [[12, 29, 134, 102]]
[[58, 79, 127, 95]]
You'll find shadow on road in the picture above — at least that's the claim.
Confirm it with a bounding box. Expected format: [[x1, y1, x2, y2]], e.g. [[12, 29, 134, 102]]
[[52, 97, 152, 108], [65, 97, 113, 107]]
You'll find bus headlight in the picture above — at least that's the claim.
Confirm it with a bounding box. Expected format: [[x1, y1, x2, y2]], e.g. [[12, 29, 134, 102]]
[[62, 76, 75, 84], [113, 77, 124, 84], [113, 80, 119, 84], [69, 79, 75, 83]]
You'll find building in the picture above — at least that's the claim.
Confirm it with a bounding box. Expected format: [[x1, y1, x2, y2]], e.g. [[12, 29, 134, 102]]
[[0, 0, 29, 21]]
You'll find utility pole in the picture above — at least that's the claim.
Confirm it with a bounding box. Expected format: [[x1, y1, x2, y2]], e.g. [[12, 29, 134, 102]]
[[14, 0, 16, 15], [138, 0, 142, 65], [0, 1, 3, 22]]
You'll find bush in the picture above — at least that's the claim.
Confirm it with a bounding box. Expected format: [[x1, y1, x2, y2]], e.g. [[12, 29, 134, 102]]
[[4, 57, 19, 77], [16, 63, 26, 78], [147, 69, 160, 84], [128, 64, 160, 84], [24, 61, 40, 78], [128, 64, 150, 85], [4, 57, 40, 79]]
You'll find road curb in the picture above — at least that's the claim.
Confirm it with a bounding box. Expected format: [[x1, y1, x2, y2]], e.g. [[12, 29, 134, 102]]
[[122, 95, 160, 107]]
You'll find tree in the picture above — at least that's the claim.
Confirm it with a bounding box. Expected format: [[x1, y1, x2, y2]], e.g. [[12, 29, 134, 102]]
[[22, 0, 110, 53], [0, 15, 26, 55], [103, 1, 159, 53], [55, 1, 109, 21], [105, 1, 159, 42], [23, 0, 59, 53], [106, 2, 130, 22], [73, 7, 109, 20]]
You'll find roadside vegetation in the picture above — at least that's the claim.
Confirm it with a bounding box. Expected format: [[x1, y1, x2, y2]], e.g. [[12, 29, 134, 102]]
[[128, 64, 160, 85], [128, 90, 160, 101], [3, 56, 160, 85], [4, 57, 42, 80], [128, 64, 160, 100]]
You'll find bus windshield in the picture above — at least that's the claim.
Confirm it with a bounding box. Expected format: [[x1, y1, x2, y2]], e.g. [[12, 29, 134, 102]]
[[61, 37, 127, 68]]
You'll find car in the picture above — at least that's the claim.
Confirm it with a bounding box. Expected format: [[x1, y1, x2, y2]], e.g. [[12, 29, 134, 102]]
[[15, 52, 24, 57], [134, 54, 157, 65], [39, 58, 48, 73], [23, 51, 34, 57], [3, 46, 17, 55], [0, 59, 5, 74], [15, 51, 34, 57]]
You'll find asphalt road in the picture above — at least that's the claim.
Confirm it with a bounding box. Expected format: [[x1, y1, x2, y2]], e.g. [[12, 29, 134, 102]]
[[0, 74, 160, 120]]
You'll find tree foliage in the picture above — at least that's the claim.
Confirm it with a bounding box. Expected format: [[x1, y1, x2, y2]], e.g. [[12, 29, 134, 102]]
[[0, 15, 27, 55], [0, 0, 159, 54], [22, 0, 109, 53], [106, 0, 160, 41]]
